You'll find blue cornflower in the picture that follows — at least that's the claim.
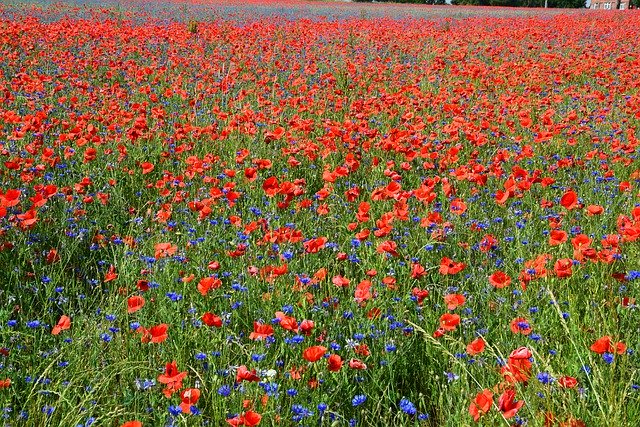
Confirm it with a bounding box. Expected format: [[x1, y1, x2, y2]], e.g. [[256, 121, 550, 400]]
[[168, 405, 182, 416], [352, 395, 367, 407], [26, 320, 41, 329], [218, 385, 231, 397], [603, 353, 614, 364], [537, 372, 554, 385], [399, 398, 417, 415]]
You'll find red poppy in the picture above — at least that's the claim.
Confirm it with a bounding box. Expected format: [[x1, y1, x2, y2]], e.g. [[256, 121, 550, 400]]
[[127, 296, 145, 314], [354, 280, 373, 303], [586, 205, 604, 216], [348, 358, 367, 370], [51, 315, 71, 335], [158, 361, 187, 398], [510, 317, 532, 335], [558, 376, 578, 388], [332, 275, 350, 288], [411, 287, 429, 305], [104, 265, 118, 282], [466, 337, 486, 356], [560, 190, 578, 210], [444, 293, 465, 310], [489, 271, 511, 289], [299, 319, 314, 336], [498, 389, 524, 419], [154, 242, 177, 259], [554, 258, 573, 278], [236, 365, 260, 383], [439, 257, 465, 275], [120, 422, 142, 427], [303, 237, 327, 253], [179, 388, 201, 414], [303, 346, 327, 363], [202, 312, 222, 328], [0, 189, 20, 208], [140, 162, 154, 174], [590, 336, 626, 355], [548, 229, 568, 246], [376, 240, 399, 257], [450, 198, 467, 215], [262, 176, 279, 197], [198, 276, 222, 296], [149, 324, 169, 343], [276, 312, 298, 332], [469, 389, 493, 422], [439, 313, 460, 332], [249, 322, 273, 340], [327, 354, 343, 372]]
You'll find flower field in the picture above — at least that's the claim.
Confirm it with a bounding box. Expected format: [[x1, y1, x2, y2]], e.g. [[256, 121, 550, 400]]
[[1, 2, 640, 426]]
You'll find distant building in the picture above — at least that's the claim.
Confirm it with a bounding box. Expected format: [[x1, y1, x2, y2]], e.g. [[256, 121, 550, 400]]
[[590, 0, 632, 8]]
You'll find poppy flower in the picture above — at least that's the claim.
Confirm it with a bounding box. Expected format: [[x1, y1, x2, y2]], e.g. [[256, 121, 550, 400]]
[[51, 315, 71, 335], [469, 389, 493, 422], [149, 324, 169, 343], [332, 275, 350, 288], [120, 422, 142, 427], [236, 365, 260, 383], [558, 376, 578, 388], [489, 271, 511, 289], [249, 322, 274, 340], [590, 336, 626, 355], [348, 358, 367, 370], [303, 237, 327, 253], [439, 257, 465, 275], [198, 276, 222, 296], [227, 411, 262, 427], [179, 388, 201, 414], [586, 205, 604, 216], [354, 280, 373, 303], [466, 337, 486, 356], [410, 263, 427, 279], [510, 317, 532, 335], [299, 319, 314, 335], [411, 287, 429, 305], [127, 296, 145, 314], [498, 389, 524, 419], [103, 265, 118, 282], [0, 189, 20, 208], [327, 354, 343, 372], [444, 293, 465, 310], [303, 346, 327, 363], [450, 198, 467, 215], [276, 312, 298, 332], [548, 229, 568, 246], [0, 379, 11, 389], [158, 361, 187, 397], [560, 190, 578, 210], [202, 312, 222, 328], [140, 162, 154, 174], [554, 258, 573, 278], [502, 347, 532, 383], [376, 240, 399, 257], [154, 242, 177, 259], [439, 313, 461, 332]]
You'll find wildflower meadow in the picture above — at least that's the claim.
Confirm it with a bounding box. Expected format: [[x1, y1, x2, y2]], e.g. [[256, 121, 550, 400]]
[[0, 1, 639, 426]]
